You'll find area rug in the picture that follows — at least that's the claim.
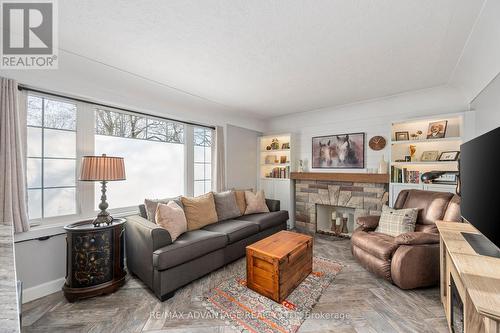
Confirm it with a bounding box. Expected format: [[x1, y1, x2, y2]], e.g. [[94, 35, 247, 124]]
[[203, 257, 343, 333]]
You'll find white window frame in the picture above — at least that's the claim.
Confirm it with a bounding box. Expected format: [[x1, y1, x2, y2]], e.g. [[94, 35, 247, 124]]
[[25, 92, 213, 227]]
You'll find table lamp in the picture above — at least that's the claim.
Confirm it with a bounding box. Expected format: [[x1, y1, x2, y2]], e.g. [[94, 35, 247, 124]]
[[80, 154, 126, 226]]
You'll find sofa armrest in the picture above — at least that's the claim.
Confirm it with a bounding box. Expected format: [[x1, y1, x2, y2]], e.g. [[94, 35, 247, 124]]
[[266, 198, 280, 212], [356, 215, 381, 231], [125, 215, 172, 289], [394, 232, 439, 245]]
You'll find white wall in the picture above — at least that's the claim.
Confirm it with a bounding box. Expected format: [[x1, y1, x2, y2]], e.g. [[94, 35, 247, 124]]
[[449, 0, 500, 103], [225, 124, 261, 190], [265, 86, 469, 171], [471, 73, 500, 136]]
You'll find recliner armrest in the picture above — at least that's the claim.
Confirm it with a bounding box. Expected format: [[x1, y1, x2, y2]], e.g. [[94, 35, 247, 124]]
[[265, 198, 280, 212], [394, 232, 439, 245], [356, 215, 381, 231]]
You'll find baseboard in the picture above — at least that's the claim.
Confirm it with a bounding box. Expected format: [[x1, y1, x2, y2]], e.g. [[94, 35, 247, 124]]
[[22, 277, 65, 303]]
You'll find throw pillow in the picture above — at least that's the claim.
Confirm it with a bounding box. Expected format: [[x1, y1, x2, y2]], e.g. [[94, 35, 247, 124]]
[[375, 205, 418, 237], [181, 192, 218, 230], [234, 190, 247, 215], [244, 190, 269, 215], [213, 190, 241, 221], [155, 201, 187, 242], [144, 196, 183, 223]]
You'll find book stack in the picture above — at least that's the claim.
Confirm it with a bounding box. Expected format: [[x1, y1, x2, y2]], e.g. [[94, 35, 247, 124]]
[[391, 166, 420, 184], [268, 166, 290, 179]]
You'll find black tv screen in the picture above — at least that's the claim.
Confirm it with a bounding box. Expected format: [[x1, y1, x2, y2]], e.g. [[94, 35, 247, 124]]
[[460, 126, 500, 249]]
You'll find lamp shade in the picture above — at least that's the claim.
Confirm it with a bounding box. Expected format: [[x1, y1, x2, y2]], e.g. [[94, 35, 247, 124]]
[[80, 154, 126, 181]]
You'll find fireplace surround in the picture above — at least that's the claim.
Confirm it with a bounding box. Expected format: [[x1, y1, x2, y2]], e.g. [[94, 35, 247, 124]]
[[291, 172, 389, 234]]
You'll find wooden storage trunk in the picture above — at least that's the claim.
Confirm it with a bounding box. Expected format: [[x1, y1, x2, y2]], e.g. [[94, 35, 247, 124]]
[[246, 231, 313, 303]]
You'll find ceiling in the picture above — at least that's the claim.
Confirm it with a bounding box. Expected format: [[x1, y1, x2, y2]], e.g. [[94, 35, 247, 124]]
[[54, 0, 484, 118]]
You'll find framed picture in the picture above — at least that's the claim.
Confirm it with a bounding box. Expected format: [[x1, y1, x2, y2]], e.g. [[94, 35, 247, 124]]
[[312, 133, 365, 169], [439, 151, 460, 161], [427, 120, 448, 139], [404, 156, 411, 162], [281, 142, 290, 149], [280, 155, 287, 164], [395, 131, 409, 141], [421, 150, 439, 161]]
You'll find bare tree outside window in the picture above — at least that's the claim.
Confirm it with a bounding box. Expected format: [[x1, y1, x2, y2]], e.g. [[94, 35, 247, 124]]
[[95, 109, 184, 143]]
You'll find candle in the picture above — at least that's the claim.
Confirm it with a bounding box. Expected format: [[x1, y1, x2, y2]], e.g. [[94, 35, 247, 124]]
[[336, 217, 341, 225], [331, 212, 337, 219], [343, 213, 349, 219]]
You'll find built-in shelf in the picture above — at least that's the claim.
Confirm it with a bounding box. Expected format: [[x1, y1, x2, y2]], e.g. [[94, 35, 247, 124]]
[[261, 163, 290, 166], [392, 161, 458, 165], [391, 137, 462, 145], [261, 178, 290, 181], [390, 182, 456, 187], [260, 149, 291, 153]]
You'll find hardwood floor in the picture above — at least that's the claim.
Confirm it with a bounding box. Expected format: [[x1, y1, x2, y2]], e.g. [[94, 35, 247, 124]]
[[22, 233, 448, 333]]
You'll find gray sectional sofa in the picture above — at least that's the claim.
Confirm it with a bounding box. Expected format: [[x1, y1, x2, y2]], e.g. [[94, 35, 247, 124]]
[[125, 199, 288, 301]]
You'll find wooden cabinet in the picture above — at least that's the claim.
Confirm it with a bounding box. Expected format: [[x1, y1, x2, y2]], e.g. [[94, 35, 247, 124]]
[[246, 231, 312, 303], [437, 222, 500, 333], [62, 219, 126, 302]]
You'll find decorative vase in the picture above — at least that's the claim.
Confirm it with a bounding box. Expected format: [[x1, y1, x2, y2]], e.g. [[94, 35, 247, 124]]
[[378, 155, 388, 174]]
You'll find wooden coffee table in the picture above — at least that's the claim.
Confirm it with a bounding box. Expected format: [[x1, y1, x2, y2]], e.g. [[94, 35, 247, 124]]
[[246, 231, 313, 303]]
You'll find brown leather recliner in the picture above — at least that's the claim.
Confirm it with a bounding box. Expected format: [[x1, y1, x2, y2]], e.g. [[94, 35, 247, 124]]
[[351, 189, 461, 289]]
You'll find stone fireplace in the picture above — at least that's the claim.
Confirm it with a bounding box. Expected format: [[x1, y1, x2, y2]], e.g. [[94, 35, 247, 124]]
[[291, 172, 389, 235]]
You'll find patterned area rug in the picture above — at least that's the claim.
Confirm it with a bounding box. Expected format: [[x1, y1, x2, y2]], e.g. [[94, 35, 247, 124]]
[[203, 257, 343, 333]]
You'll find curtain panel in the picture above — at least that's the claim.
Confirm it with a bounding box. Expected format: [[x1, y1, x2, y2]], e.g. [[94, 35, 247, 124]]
[[0, 77, 30, 233]]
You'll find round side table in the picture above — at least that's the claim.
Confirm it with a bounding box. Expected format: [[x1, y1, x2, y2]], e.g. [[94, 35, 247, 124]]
[[62, 218, 126, 302]]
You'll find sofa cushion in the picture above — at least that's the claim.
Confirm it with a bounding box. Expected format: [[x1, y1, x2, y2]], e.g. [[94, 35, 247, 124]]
[[202, 219, 259, 244], [375, 205, 418, 237], [244, 190, 270, 215], [181, 192, 219, 231], [153, 230, 227, 270], [234, 190, 247, 215], [236, 210, 288, 231], [155, 201, 187, 242], [144, 196, 183, 223], [213, 190, 241, 221], [351, 230, 399, 261]]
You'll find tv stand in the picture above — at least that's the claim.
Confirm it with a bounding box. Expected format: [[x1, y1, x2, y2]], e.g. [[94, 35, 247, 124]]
[[461, 232, 500, 258], [437, 221, 500, 332]]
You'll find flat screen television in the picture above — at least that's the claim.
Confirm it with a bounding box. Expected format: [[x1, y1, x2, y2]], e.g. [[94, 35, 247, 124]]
[[460, 126, 500, 258]]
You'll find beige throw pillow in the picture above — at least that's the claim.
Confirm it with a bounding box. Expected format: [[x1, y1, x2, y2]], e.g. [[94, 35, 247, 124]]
[[244, 190, 269, 215], [181, 192, 218, 230], [234, 190, 247, 215], [155, 201, 187, 242], [375, 205, 418, 237]]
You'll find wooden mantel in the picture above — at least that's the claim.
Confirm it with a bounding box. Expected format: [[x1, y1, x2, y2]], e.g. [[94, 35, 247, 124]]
[[290, 172, 389, 184]]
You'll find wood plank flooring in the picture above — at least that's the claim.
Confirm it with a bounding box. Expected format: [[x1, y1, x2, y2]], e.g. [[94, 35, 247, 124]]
[[0, 224, 20, 333], [21, 233, 448, 333]]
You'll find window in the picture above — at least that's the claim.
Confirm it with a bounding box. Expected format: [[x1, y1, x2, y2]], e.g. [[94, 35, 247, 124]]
[[26, 95, 77, 223], [24, 93, 214, 226], [193, 127, 212, 196], [94, 109, 185, 209]]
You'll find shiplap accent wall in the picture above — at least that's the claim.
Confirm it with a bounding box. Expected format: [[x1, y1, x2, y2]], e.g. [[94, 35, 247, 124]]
[[265, 86, 469, 172]]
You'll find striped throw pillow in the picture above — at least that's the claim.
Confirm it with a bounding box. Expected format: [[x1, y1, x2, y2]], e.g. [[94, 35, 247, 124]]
[[375, 205, 418, 237]]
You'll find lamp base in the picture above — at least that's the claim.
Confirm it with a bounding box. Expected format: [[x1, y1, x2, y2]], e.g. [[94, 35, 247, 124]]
[[93, 211, 113, 227]]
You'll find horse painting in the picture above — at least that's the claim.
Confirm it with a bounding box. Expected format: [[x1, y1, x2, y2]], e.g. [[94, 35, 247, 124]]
[[312, 133, 365, 168]]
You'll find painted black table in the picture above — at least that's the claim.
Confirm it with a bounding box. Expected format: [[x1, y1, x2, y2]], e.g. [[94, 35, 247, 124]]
[[62, 218, 126, 302]]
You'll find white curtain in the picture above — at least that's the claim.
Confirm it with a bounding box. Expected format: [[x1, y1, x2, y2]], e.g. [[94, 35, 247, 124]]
[[0, 77, 30, 233], [212, 125, 226, 192]]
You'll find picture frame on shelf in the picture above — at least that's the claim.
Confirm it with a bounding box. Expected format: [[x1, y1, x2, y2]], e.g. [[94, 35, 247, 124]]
[[280, 156, 287, 164], [427, 120, 448, 139], [281, 142, 290, 149], [438, 151, 460, 161], [395, 131, 409, 141], [404, 156, 411, 162], [421, 150, 439, 161]]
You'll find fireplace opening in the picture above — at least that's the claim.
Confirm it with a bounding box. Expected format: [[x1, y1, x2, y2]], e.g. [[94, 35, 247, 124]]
[[316, 205, 358, 237]]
